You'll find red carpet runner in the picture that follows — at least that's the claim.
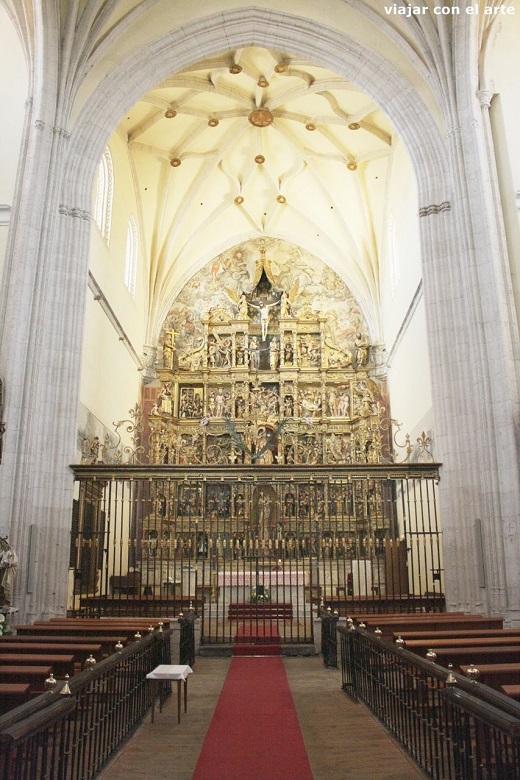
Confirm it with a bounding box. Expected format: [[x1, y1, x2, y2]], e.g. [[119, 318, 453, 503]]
[[192, 657, 314, 780]]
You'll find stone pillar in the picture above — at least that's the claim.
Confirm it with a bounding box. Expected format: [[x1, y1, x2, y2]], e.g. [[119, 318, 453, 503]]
[[0, 91, 93, 622], [417, 58, 520, 624]]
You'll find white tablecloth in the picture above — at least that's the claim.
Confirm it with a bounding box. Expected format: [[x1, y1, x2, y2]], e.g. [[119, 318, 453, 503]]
[[217, 571, 306, 587], [146, 664, 193, 680]]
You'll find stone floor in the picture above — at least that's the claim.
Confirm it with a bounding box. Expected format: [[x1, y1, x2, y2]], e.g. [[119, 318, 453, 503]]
[[97, 656, 427, 780]]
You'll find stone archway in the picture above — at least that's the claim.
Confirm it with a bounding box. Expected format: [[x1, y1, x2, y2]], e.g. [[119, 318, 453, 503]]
[[3, 6, 519, 625]]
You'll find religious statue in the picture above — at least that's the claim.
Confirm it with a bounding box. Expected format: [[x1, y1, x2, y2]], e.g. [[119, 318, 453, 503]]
[[214, 387, 226, 417], [0, 538, 18, 606], [157, 383, 173, 415], [238, 293, 249, 319], [355, 380, 376, 417], [327, 388, 339, 417], [355, 332, 369, 367], [283, 339, 294, 365], [280, 291, 292, 317], [162, 330, 176, 369], [248, 299, 279, 340], [269, 337, 280, 370], [249, 336, 260, 370]]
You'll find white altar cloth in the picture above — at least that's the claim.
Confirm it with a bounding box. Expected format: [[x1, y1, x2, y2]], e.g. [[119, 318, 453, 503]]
[[217, 570, 306, 587]]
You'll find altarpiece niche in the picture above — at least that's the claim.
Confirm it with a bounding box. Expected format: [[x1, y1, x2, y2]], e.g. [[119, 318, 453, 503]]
[[147, 242, 390, 468]]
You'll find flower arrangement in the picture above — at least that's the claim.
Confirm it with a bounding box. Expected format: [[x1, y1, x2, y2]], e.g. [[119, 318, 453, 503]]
[[250, 586, 270, 604]]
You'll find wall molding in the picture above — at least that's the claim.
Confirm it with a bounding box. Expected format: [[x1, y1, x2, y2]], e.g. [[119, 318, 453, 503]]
[[88, 272, 143, 370], [386, 280, 423, 367]]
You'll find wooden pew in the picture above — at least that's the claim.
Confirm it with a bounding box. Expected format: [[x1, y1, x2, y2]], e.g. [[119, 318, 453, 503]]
[[501, 685, 520, 701], [0, 666, 53, 694], [460, 663, 520, 691], [0, 635, 127, 656], [47, 617, 171, 627], [0, 683, 31, 710], [421, 646, 520, 669], [0, 654, 75, 677], [0, 642, 103, 666], [393, 628, 520, 642], [15, 624, 157, 641], [354, 612, 465, 623], [358, 616, 504, 637], [404, 637, 520, 655]]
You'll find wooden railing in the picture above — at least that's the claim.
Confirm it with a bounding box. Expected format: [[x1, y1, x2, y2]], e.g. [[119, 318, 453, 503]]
[[338, 626, 520, 779], [0, 630, 171, 780], [319, 606, 339, 668], [178, 610, 197, 667]]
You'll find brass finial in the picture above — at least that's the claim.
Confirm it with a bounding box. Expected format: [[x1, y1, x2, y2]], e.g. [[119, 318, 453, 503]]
[[374, 627, 383, 639], [358, 621, 366, 630], [148, 625, 155, 634], [115, 641, 124, 652], [426, 649, 437, 663], [134, 631, 142, 641], [189, 601, 195, 612], [395, 636, 405, 649], [84, 654, 97, 670], [158, 622, 164, 633], [465, 664, 480, 683], [60, 675, 72, 696], [446, 664, 457, 686], [45, 673, 57, 692]]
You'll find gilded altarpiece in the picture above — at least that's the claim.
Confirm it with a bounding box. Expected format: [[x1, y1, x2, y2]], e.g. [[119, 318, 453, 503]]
[[149, 244, 389, 472]]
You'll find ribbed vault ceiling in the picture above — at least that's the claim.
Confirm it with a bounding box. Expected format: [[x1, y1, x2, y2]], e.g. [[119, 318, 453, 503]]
[[119, 46, 398, 338]]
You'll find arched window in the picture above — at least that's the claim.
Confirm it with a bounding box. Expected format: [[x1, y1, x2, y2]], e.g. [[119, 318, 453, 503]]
[[124, 216, 138, 296], [93, 147, 114, 243]]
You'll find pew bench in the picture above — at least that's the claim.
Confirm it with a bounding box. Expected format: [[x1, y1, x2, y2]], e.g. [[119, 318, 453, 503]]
[[432, 646, 520, 669], [359, 616, 504, 638], [0, 683, 31, 710], [0, 666, 53, 693], [16, 624, 159, 641], [501, 685, 520, 701], [0, 642, 103, 666], [460, 663, 520, 690], [0, 654, 75, 677], [393, 628, 520, 642], [0, 634, 127, 656], [404, 637, 520, 654], [48, 616, 171, 626]]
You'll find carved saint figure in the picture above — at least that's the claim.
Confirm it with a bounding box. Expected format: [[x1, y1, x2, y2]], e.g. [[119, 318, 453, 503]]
[[280, 291, 291, 317], [0, 538, 18, 606], [162, 330, 176, 369], [327, 388, 339, 417], [157, 383, 173, 415], [355, 333, 369, 367], [269, 337, 280, 370], [249, 336, 260, 370], [238, 293, 249, 318], [248, 299, 279, 340]]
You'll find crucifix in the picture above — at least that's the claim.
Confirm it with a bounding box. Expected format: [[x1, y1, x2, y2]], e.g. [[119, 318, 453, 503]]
[[248, 299, 279, 340]]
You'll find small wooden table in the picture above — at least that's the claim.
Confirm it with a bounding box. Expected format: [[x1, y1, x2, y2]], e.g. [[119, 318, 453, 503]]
[[146, 664, 193, 724]]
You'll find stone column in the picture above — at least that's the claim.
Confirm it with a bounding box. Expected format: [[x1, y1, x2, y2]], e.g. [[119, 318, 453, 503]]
[[0, 89, 93, 622], [417, 51, 520, 624]]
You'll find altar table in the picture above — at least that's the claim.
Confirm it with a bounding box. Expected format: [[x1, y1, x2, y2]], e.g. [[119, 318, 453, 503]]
[[146, 664, 193, 724], [217, 571, 306, 587]]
